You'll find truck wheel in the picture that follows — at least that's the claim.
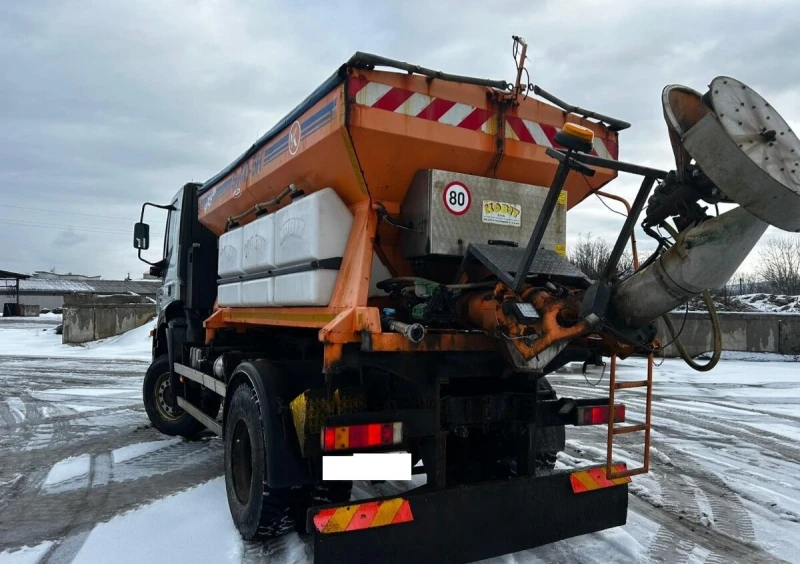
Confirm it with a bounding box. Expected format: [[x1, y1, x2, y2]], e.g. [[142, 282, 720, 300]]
[[534, 425, 565, 470], [143, 355, 203, 438], [225, 383, 296, 540]]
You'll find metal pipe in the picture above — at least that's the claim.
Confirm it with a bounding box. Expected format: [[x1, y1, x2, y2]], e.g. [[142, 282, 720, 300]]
[[531, 85, 631, 131], [611, 206, 768, 328], [388, 320, 425, 344], [225, 184, 296, 229], [346, 52, 510, 91], [595, 191, 639, 269]]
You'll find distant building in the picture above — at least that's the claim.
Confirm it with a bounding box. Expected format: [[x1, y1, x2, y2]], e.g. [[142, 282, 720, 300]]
[[31, 270, 102, 281], [1, 278, 161, 310]]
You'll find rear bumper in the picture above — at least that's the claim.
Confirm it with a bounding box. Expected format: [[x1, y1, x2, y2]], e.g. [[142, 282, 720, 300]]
[[309, 465, 628, 564]]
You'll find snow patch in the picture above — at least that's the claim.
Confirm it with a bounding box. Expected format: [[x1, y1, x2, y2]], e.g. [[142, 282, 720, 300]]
[[112, 439, 182, 465], [0, 542, 54, 564], [43, 454, 91, 487], [71, 478, 243, 564], [0, 316, 154, 361]]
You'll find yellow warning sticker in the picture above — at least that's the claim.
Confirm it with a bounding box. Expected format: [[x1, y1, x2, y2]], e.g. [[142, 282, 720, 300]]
[[555, 244, 566, 257], [558, 191, 568, 206]]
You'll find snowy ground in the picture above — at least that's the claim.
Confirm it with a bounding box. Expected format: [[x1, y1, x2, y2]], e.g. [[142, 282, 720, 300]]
[[1, 316, 798, 563]]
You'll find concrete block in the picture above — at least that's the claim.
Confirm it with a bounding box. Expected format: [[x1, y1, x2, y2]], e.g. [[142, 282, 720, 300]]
[[779, 318, 800, 355], [63, 307, 95, 344]]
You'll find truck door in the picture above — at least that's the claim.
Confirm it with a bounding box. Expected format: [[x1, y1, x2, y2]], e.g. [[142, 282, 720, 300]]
[[159, 191, 183, 313]]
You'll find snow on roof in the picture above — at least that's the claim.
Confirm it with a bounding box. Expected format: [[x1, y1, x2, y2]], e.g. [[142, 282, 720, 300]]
[[0, 279, 161, 295]]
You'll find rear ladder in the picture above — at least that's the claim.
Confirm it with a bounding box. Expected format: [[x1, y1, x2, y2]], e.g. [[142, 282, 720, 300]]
[[605, 353, 653, 479]]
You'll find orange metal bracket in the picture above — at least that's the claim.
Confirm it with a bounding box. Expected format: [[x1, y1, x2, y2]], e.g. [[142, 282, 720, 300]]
[[329, 200, 377, 309]]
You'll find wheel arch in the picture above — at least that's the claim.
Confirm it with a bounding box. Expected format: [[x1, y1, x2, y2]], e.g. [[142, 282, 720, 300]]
[[223, 360, 312, 488]]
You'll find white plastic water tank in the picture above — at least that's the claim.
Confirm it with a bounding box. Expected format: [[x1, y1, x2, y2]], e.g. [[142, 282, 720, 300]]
[[217, 282, 242, 307], [242, 214, 275, 274], [274, 188, 354, 268], [273, 270, 339, 307], [241, 278, 274, 307], [218, 228, 245, 278]]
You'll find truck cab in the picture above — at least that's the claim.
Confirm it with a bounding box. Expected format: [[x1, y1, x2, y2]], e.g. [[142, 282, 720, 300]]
[[134, 182, 218, 360]]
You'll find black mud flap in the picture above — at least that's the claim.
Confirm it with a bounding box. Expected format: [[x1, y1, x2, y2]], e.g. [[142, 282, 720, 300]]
[[308, 465, 628, 564]]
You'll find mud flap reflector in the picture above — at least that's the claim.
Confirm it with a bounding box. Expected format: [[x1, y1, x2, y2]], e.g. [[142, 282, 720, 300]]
[[313, 498, 413, 534], [570, 464, 631, 494]]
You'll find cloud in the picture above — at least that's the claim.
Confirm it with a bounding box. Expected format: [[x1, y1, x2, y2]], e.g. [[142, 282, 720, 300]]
[[57, 229, 88, 248], [1, 0, 798, 278]]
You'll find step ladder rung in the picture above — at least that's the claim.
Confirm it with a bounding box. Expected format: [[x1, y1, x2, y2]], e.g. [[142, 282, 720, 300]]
[[614, 379, 649, 390], [606, 353, 654, 479], [611, 423, 648, 435], [607, 466, 649, 480]]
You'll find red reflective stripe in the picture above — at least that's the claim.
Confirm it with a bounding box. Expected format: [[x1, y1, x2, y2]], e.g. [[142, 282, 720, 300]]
[[391, 500, 413, 524], [457, 108, 493, 130], [506, 116, 535, 143], [570, 474, 590, 493], [539, 123, 562, 148], [313, 508, 337, 532], [348, 76, 369, 96], [417, 98, 456, 121], [344, 501, 381, 531], [587, 467, 617, 488], [372, 87, 414, 112], [603, 137, 619, 159]]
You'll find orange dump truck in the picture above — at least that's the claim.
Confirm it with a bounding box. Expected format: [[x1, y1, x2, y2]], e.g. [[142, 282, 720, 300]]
[[132, 37, 796, 563]]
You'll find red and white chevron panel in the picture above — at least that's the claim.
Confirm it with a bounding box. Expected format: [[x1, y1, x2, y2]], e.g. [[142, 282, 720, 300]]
[[349, 78, 618, 160], [506, 116, 619, 160], [349, 78, 495, 133]]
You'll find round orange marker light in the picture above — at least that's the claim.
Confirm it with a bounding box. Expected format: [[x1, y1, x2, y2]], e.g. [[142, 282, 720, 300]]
[[562, 122, 595, 143]]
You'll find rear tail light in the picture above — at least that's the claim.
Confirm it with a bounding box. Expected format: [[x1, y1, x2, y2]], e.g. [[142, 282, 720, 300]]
[[321, 422, 403, 452], [576, 404, 625, 426]]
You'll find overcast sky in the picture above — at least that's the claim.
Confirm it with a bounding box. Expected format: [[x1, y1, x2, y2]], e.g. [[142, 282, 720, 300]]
[[1, 0, 798, 279]]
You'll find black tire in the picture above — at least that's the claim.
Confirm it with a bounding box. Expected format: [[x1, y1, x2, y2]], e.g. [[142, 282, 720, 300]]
[[534, 425, 564, 470], [224, 383, 297, 540], [143, 355, 204, 438]]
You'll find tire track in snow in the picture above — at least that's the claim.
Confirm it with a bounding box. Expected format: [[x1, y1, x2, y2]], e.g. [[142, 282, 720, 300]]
[[0, 399, 16, 429], [646, 528, 698, 564]]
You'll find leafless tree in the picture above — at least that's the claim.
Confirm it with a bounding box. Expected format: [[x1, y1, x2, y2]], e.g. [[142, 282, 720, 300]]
[[726, 270, 762, 295], [568, 233, 633, 280], [755, 235, 800, 295]]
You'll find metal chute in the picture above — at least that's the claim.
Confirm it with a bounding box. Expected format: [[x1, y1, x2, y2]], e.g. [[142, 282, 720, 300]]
[[614, 76, 798, 328]]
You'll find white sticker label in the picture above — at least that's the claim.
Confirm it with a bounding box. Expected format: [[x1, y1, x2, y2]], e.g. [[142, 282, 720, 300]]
[[482, 200, 521, 227], [442, 182, 472, 215]]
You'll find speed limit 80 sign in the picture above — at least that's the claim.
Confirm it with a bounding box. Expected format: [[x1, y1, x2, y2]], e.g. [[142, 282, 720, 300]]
[[442, 181, 472, 215]]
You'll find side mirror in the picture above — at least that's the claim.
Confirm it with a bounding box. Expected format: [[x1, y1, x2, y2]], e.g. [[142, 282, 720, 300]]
[[133, 222, 150, 250]]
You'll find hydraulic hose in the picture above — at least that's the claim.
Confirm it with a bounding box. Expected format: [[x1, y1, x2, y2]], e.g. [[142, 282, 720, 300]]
[[661, 289, 721, 371], [658, 222, 722, 371]]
